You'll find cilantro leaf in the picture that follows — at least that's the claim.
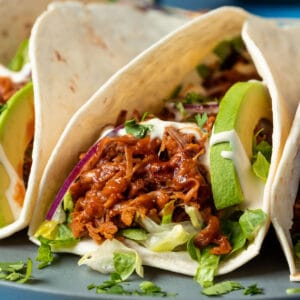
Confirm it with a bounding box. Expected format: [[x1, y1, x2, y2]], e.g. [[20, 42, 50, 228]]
[[244, 284, 264, 295], [202, 281, 243, 296], [195, 113, 208, 130], [287, 288, 300, 295], [125, 119, 153, 138], [0, 258, 32, 284], [196, 64, 211, 79], [89, 273, 172, 297]]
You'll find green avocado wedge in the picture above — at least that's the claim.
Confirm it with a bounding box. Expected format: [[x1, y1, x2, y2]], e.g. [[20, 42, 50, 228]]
[[210, 81, 272, 210], [0, 82, 34, 227]]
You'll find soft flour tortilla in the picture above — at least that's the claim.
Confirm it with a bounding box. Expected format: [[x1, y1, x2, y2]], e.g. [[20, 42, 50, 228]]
[[0, 1, 190, 238], [29, 6, 292, 276], [244, 18, 300, 281], [271, 104, 300, 281], [0, 0, 52, 65]]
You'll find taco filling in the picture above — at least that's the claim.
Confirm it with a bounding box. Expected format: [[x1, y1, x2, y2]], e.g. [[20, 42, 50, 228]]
[[35, 37, 272, 285]]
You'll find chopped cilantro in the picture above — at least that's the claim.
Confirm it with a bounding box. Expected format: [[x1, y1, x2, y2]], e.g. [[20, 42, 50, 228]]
[[196, 64, 211, 79], [125, 119, 153, 138], [244, 284, 264, 295], [287, 288, 300, 294], [169, 84, 182, 99], [88, 272, 172, 297], [195, 113, 208, 130], [202, 281, 243, 296], [0, 258, 32, 284], [183, 92, 206, 104]]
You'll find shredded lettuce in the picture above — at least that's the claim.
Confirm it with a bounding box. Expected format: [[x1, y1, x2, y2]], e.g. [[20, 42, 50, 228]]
[[113, 252, 141, 280], [34, 220, 58, 240], [142, 224, 191, 252], [119, 228, 148, 241], [185, 205, 204, 229], [35, 223, 78, 268], [187, 236, 201, 261], [252, 151, 270, 182], [239, 209, 267, 241], [252, 132, 272, 182], [161, 200, 175, 224], [194, 247, 220, 288], [221, 209, 266, 255], [78, 239, 143, 279]]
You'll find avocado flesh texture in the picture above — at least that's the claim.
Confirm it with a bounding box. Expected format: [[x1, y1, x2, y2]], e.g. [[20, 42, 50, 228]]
[[210, 81, 272, 210], [0, 82, 34, 227]]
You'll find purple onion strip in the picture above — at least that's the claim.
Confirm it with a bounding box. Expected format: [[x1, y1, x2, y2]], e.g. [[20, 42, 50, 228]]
[[45, 125, 124, 220], [184, 102, 219, 114]]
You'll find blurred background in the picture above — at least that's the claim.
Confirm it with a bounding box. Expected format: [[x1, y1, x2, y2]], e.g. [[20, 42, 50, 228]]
[[157, 0, 300, 18]]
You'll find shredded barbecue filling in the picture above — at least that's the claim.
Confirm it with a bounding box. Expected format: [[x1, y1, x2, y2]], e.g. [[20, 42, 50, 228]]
[[69, 117, 231, 255], [0, 76, 25, 104]]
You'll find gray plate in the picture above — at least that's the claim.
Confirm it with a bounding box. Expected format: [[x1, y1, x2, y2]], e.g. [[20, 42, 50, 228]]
[[1, 227, 300, 300]]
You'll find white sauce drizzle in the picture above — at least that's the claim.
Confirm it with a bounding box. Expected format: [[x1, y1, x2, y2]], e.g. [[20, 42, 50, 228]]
[[0, 144, 23, 220], [210, 129, 264, 208], [0, 63, 31, 83]]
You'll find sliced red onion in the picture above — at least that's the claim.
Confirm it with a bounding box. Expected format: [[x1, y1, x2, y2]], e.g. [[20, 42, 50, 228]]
[[184, 102, 219, 114], [46, 124, 124, 220]]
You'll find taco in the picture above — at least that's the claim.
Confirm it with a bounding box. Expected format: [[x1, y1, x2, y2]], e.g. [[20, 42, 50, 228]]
[[244, 17, 300, 281], [0, 1, 190, 238], [28, 7, 293, 284], [271, 105, 300, 281]]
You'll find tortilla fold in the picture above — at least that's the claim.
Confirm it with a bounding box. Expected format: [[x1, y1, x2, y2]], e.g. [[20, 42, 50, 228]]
[[0, 1, 190, 238]]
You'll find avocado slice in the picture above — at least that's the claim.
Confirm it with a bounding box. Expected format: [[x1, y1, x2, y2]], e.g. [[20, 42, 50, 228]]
[[210, 81, 272, 210], [0, 82, 34, 227]]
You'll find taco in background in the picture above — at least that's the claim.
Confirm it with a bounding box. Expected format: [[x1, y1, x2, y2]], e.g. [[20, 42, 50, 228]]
[[244, 17, 300, 282], [29, 7, 295, 285], [271, 105, 300, 281], [0, 1, 190, 238]]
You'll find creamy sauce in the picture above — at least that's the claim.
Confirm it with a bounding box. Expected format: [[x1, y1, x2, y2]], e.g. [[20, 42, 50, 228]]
[[0, 144, 23, 220], [210, 129, 265, 207], [117, 118, 210, 169], [118, 118, 203, 140], [0, 63, 31, 83]]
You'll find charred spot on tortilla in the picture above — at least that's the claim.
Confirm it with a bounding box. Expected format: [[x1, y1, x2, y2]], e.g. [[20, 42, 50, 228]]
[[54, 50, 67, 63]]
